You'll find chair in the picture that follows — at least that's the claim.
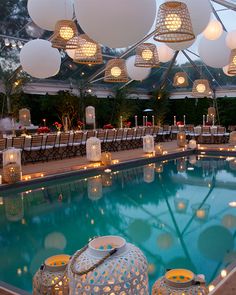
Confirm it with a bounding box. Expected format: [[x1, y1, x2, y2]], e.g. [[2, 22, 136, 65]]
[[122, 128, 135, 150], [12, 136, 25, 150], [200, 126, 212, 144], [23, 135, 44, 163], [133, 128, 144, 148], [44, 134, 57, 161], [213, 126, 226, 144], [69, 132, 85, 156], [104, 129, 116, 151], [0, 138, 7, 164], [163, 125, 171, 141], [113, 129, 123, 151], [54, 133, 70, 159], [229, 131, 236, 146], [97, 130, 106, 151]]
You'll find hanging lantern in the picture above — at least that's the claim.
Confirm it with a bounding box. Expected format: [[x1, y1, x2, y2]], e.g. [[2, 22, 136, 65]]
[[203, 19, 223, 41], [4, 194, 24, 222], [104, 59, 128, 83], [177, 132, 186, 147], [87, 176, 103, 201], [192, 79, 211, 97], [152, 268, 207, 295], [51, 20, 78, 49], [174, 198, 189, 214], [173, 72, 188, 87], [135, 43, 159, 68], [67, 235, 149, 294], [3, 148, 22, 184], [192, 204, 210, 221], [188, 139, 197, 150], [85, 106, 96, 125], [86, 137, 101, 162], [177, 158, 186, 173], [154, 1, 195, 43], [144, 164, 155, 183], [228, 49, 236, 75], [143, 135, 154, 153], [101, 152, 112, 166], [155, 162, 163, 174], [33, 254, 70, 295], [19, 108, 31, 126], [66, 36, 79, 51], [155, 144, 163, 155], [102, 173, 112, 187], [73, 34, 103, 65]]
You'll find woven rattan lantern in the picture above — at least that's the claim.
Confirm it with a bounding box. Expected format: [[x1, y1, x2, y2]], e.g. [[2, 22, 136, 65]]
[[68, 235, 149, 294], [144, 164, 155, 183], [101, 152, 112, 166], [86, 137, 101, 162], [143, 135, 155, 153], [73, 34, 103, 65], [33, 254, 70, 295], [152, 268, 207, 295], [173, 72, 188, 87], [104, 59, 128, 83], [3, 148, 22, 184], [177, 132, 186, 147], [135, 43, 159, 68], [228, 49, 236, 75], [154, 1, 195, 43], [19, 108, 31, 126], [192, 79, 211, 97], [87, 176, 103, 201], [51, 20, 78, 49], [85, 106, 96, 125], [5, 195, 24, 222]]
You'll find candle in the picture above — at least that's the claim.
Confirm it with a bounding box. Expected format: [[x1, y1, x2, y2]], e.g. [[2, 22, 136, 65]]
[[143, 116, 145, 127], [0, 175, 2, 185], [146, 116, 148, 126], [183, 115, 186, 126], [65, 116, 68, 132], [207, 114, 209, 122], [120, 116, 123, 129], [135, 115, 138, 128], [152, 115, 155, 126], [43, 118, 46, 127], [174, 116, 176, 126], [213, 115, 215, 126], [203, 115, 205, 126]]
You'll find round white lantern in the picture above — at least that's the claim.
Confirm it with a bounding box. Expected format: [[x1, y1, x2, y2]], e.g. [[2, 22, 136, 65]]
[[87, 176, 103, 201], [126, 56, 151, 81], [188, 139, 197, 149], [166, 39, 195, 51], [203, 19, 223, 41], [86, 137, 101, 162], [156, 44, 174, 63], [198, 32, 231, 68], [143, 135, 154, 153], [20, 39, 61, 79], [27, 0, 74, 31], [85, 106, 96, 125], [67, 236, 149, 294], [143, 164, 155, 183], [226, 30, 236, 50], [74, 0, 156, 48], [19, 108, 31, 126]]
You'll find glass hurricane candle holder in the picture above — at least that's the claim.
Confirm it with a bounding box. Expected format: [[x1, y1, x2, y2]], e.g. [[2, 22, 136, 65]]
[[177, 132, 186, 147]]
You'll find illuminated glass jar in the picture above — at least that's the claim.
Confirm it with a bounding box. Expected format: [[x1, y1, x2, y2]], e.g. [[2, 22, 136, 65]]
[[101, 152, 112, 166], [143, 135, 154, 153], [3, 148, 22, 184], [144, 164, 155, 183], [155, 144, 163, 155], [188, 139, 197, 149], [86, 137, 101, 162], [102, 173, 112, 187], [177, 132, 186, 147], [192, 204, 210, 221], [68, 236, 149, 294], [33, 254, 70, 295], [174, 198, 189, 214], [19, 108, 31, 126]]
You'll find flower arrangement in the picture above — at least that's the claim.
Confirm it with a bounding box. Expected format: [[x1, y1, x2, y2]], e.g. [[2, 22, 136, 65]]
[[124, 121, 131, 128], [176, 121, 184, 126], [103, 123, 114, 129], [53, 121, 62, 131], [146, 121, 152, 127], [78, 120, 84, 130], [37, 127, 50, 134]]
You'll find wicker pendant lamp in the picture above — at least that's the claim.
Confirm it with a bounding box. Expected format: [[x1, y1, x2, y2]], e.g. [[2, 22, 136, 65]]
[[192, 79, 211, 97], [173, 72, 188, 87], [135, 43, 159, 68], [154, 1, 195, 43], [51, 20, 78, 49], [228, 49, 236, 75], [104, 59, 128, 83], [73, 34, 103, 65]]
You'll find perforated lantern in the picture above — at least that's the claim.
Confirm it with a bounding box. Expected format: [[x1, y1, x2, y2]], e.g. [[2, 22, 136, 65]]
[[177, 132, 186, 147], [155, 144, 163, 155], [192, 79, 211, 98], [228, 49, 236, 75], [104, 59, 128, 83], [51, 20, 78, 49], [144, 164, 155, 183], [33, 254, 70, 295], [87, 176, 103, 201], [135, 43, 159, 68], [143, 135, 154, 153], [154, 1, 195, 43], [67, 236, 149, 294], [86, 137, 101, 162], [3, 148, 22, 184], [173, 72, 188, 87], [101, 152, 112, 166], [4, 194, 24, 222], [85, 106, 96, 125], [19, 108, 31, 126]]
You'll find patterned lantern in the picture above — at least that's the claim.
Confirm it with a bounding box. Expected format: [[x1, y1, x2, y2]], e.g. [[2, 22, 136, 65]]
[[73, 34, 103, 65], [86, 137, 101, 162], [188, 139, 197, 149], [101, 152, 112, 166], [192, 79, 211, 98], [33, 254, 70, 295], [3, 148, 22, 184], [154, 1, 195, 43], [87, 176, 103, 201], [143, 135, 154, 153], [85, 106, 96, 125], [104, 59, 128, 83], [228, 49, 236, 75], [51, 20, 78, 49], [177, 132, 186, 147], [4, 194, 24, 222], [19, 108, 31, 126], [144, 164, 155, 183], [3, 148, 21, 167], [173, 72, 188, 87], [135, 43, 159, 68], [102, 173, 112, 187], [177, 158, 186, 173], [174, 198, 189, 214], [192, 204, 210, 221], [155, 144, 163, 155], [67, 236, 149, 294], [152, 268, 207, 295], [155, 163, 163, 174]]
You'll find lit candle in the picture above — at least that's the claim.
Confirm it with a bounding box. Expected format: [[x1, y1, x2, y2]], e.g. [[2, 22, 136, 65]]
[[0, 175, 2, 185], [146, 116, 148, 126], [213, 115, 215, 126], [152, 115, 155, 126], [207, 114, 209, 122], [174, 116, 176, 126], [203, 115, 205, 126], [183, 115, 186, 126], [43, 118, 46, 127], [120, 116, 123, 129], [143, 116, 145, 127], [65, 116, 68, 132], [135, 115, 138, 128]]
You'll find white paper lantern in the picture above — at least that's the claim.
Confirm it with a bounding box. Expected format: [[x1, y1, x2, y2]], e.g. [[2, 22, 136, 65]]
[[66, 48, 76, 59], [166, 38, 195, 51], [87, 176, 103, 201], [27, 0, 74, 31], [223, 64, 235, 77], [188, 139, 197, 149], [19, 108, 31, 126], [67, 236, 149, 294], [198, 32, 231, 68], [74, 0, 156, 48], [226, 30, 236, 50], [86, 137, 101, 162], [144, 164, 155, 183], [203, 19, 223, 41], [85, 106, 96, 125], [156, 44, 175, 63], [143, 135, 154, 153], [20, 39, 61, 79], [126, 56, 151, 81]]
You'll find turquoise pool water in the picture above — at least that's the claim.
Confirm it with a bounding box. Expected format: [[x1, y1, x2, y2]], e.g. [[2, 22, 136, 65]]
[[1, 155, 236, 293]]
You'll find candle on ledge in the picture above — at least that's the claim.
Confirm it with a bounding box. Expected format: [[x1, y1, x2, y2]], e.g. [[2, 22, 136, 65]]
[[145, 116, 148, 126], [152, 115, 155, 126], [203, 115, 205, 126], [135, 115, 138, 128], [120, 116, 123, 129], [183, 115, 186, 126], [212, 115, 215, 126], [143, 116, 145, 127]]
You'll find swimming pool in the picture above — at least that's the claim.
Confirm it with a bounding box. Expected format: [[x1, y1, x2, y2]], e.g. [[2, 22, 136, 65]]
[[1, 155, 236, 293]]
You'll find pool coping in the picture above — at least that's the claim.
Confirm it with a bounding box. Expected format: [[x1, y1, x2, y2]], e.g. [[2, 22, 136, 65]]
[[0, 281, 31, 295]]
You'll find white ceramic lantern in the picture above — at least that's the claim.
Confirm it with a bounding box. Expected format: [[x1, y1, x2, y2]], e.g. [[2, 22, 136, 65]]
[[188, 139, 197, 149], [4, 194, 24, 222], [3, 148, 22, 184], [143, 135, 154, 153], [177, 132, 186, 147], [19, 108, 31, 126], [87, 176, 103, 201], [33, 254, 70, 295], [86, 137, 101, 162], [144, 164, 155, 183], [67, 236, 149, 294], [85, 106, 95, 125]]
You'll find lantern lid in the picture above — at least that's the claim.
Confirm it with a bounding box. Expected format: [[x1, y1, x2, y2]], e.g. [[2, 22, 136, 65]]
[[88, 236, 126, 257], [164, 268, 195, 288], [44, 254, 70, 272]]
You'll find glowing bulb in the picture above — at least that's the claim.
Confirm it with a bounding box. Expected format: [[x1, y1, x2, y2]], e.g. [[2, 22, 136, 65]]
[[196, 83, 206, 93], [59, 26, 74, 40], [10, 154, 14, 160], [165, 13, 182, 31], [111, 66, 121, 77], [177, 76, 185, 85], [208, 285, 215, 292], [221, 269, 227, 278], [229, 201, 236, 207], [141, 49, 153, 61], [81, 42, 97, 57]]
